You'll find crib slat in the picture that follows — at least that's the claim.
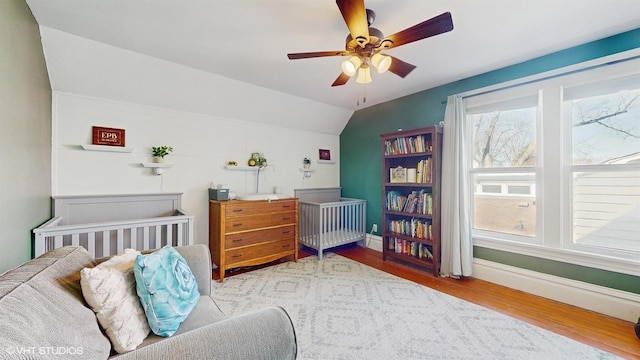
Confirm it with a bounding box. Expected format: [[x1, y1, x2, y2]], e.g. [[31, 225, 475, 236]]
[[87, 232, 96, 257], [130, 227, 137, 250], [102, 231, 110, 258], [143, 227, 150, 251], [166, 223, 173, 247], [54, 235, 63, 250], [71, 233, 80, 247], [155, 225, 162, 249], [176, 223, 183, 246], [116, 228, 124, 254]]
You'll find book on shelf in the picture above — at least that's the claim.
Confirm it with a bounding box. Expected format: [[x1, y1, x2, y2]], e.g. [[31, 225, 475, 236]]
[[386, 190, 433, 215], [393, 158, 431, 184], [388, 218, 432, 240], [386, 191, 407, 211], [389, 237, 433, 260], [416, 158, 432, 183], [398, 190, 433, 215], [384, 135, 432, 156]]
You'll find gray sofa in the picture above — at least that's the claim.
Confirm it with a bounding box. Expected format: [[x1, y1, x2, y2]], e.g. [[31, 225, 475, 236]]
[[0, 245, 297, 359]]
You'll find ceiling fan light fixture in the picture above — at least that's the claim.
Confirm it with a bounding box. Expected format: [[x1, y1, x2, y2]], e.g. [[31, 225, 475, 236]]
[[371, 53, 392, 74], [356, 65, 372, 84], [341, 56, 361, 77]]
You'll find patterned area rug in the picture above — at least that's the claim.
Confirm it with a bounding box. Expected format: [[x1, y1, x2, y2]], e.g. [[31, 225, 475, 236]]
[[211, 253, 619, 360]]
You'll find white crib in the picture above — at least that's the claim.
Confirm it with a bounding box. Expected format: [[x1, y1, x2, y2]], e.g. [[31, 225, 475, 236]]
[[33, 193, 194, 258], [295, 188, 366, 259]]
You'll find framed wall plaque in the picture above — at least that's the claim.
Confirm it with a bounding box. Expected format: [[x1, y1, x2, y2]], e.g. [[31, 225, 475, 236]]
[[319, 149, 331, 161], [92, 126, 125, 147]]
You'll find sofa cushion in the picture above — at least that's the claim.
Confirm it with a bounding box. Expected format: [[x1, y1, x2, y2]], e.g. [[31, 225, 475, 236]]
[[0, 246, 112, 359], [81, 248, 150, 353], [134, 246, 199, 337], [135, 295, 228, 349]]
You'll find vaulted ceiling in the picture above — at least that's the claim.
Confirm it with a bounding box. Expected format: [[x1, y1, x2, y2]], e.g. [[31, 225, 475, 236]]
[[26, 0, 640, 133]]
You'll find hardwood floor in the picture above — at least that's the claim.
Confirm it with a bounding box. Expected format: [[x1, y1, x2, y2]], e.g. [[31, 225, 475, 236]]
[[335, 245, 640, 360], [213, 245, 640, 359]]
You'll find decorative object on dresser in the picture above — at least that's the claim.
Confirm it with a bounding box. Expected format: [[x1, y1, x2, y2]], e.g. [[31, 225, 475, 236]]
[[381, 125, 442, 276], [209, 198, 299, 282]]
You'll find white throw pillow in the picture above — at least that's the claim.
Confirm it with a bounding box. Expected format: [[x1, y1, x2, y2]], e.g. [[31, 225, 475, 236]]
[[80, 248, 150, 353]]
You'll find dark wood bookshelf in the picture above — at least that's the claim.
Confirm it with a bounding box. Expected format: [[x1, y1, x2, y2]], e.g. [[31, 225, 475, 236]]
[[381, 126, 442, 276]]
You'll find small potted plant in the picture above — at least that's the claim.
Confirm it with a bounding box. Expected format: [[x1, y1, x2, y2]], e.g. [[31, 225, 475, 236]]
[[152, 146, 173, 163], [303, 158, 311, 169]]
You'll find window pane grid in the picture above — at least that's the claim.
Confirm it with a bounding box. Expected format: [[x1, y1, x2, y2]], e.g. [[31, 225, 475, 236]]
[[571, 169, 640, 254], [465, 55, 640, 267]]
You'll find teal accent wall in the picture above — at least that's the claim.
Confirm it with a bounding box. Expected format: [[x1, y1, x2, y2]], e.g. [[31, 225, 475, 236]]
[[340, 28, 640, 294]]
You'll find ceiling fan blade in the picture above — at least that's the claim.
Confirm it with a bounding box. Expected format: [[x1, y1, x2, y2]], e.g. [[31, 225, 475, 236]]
[[331, 72, 352, 87], [388, 56, 417, 78], [383, 12, 453, 49], [336, 0, 369, 47], [287, 51, 347, 60]]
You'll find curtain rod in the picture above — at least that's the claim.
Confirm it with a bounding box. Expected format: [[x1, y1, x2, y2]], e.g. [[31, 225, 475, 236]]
[[440, 52, 640, 104]]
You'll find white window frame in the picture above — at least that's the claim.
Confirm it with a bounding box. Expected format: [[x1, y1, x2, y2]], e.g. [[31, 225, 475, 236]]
[[467, 49, 640, 276]]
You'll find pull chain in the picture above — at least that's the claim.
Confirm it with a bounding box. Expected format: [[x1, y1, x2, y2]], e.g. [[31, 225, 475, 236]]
[[356, 83, 368, 106]]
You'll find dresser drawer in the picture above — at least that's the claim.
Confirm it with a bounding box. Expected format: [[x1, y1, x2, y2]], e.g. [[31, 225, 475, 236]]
[[225, 212, 295, 233], [225, 239, 295, 266], [225, 199, 296, 217], [225, 225, 295, 249]]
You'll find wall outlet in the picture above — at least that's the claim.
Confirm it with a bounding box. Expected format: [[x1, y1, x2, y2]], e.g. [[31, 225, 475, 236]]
[[372, 224, 378, 233]]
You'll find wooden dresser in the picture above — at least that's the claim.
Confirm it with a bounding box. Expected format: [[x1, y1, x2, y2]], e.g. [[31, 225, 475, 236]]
[[209, 198, 298, 282]]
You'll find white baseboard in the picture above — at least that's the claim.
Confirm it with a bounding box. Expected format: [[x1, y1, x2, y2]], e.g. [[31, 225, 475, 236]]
[[363, 234, 382, 252], [361, 239, 639, 322], [473, 258, 640, 322]]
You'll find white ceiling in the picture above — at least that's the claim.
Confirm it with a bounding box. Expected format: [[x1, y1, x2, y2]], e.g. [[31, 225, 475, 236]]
[[26, 0, 640, 111]]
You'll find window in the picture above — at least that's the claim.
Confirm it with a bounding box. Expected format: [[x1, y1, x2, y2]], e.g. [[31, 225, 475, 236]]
[[465, 53, 640, 274], [564, 74, 640, 255], [467, 89, 538, 242]]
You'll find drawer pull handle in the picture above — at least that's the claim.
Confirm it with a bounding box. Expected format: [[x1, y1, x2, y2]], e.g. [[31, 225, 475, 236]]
[[232, 209, 243, 213], [282, 231, 291, 234], [282, 217, 291, 221], [232, 239, 243, 243], [282, 205, 291, 208], [232, 254, 242, 258], [232, 223, 243, 227], [282, 245, 290, 248]]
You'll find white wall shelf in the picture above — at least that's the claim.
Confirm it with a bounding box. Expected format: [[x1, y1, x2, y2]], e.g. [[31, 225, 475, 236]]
[[81, 144, 133, 153], [224, 165, 271, 171], [317, 160, 335, 164], [142, 162, 173, 175]]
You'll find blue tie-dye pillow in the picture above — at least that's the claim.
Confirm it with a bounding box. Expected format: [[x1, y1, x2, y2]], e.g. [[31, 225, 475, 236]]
[[133, 246, 199, 337]]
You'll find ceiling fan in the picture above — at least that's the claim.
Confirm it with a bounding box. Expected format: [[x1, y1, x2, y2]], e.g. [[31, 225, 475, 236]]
[[287, 0, 454, 87]]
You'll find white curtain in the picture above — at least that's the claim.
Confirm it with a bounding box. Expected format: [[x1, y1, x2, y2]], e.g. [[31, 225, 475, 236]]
[[440, 94, 473, 278]]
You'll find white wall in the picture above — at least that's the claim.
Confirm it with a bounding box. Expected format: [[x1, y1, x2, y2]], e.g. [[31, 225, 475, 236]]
[[37, 25, 350, 247], [53, 92, 339, 245], [39, 26, 353, 136], [0, 0, 52, 273]]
